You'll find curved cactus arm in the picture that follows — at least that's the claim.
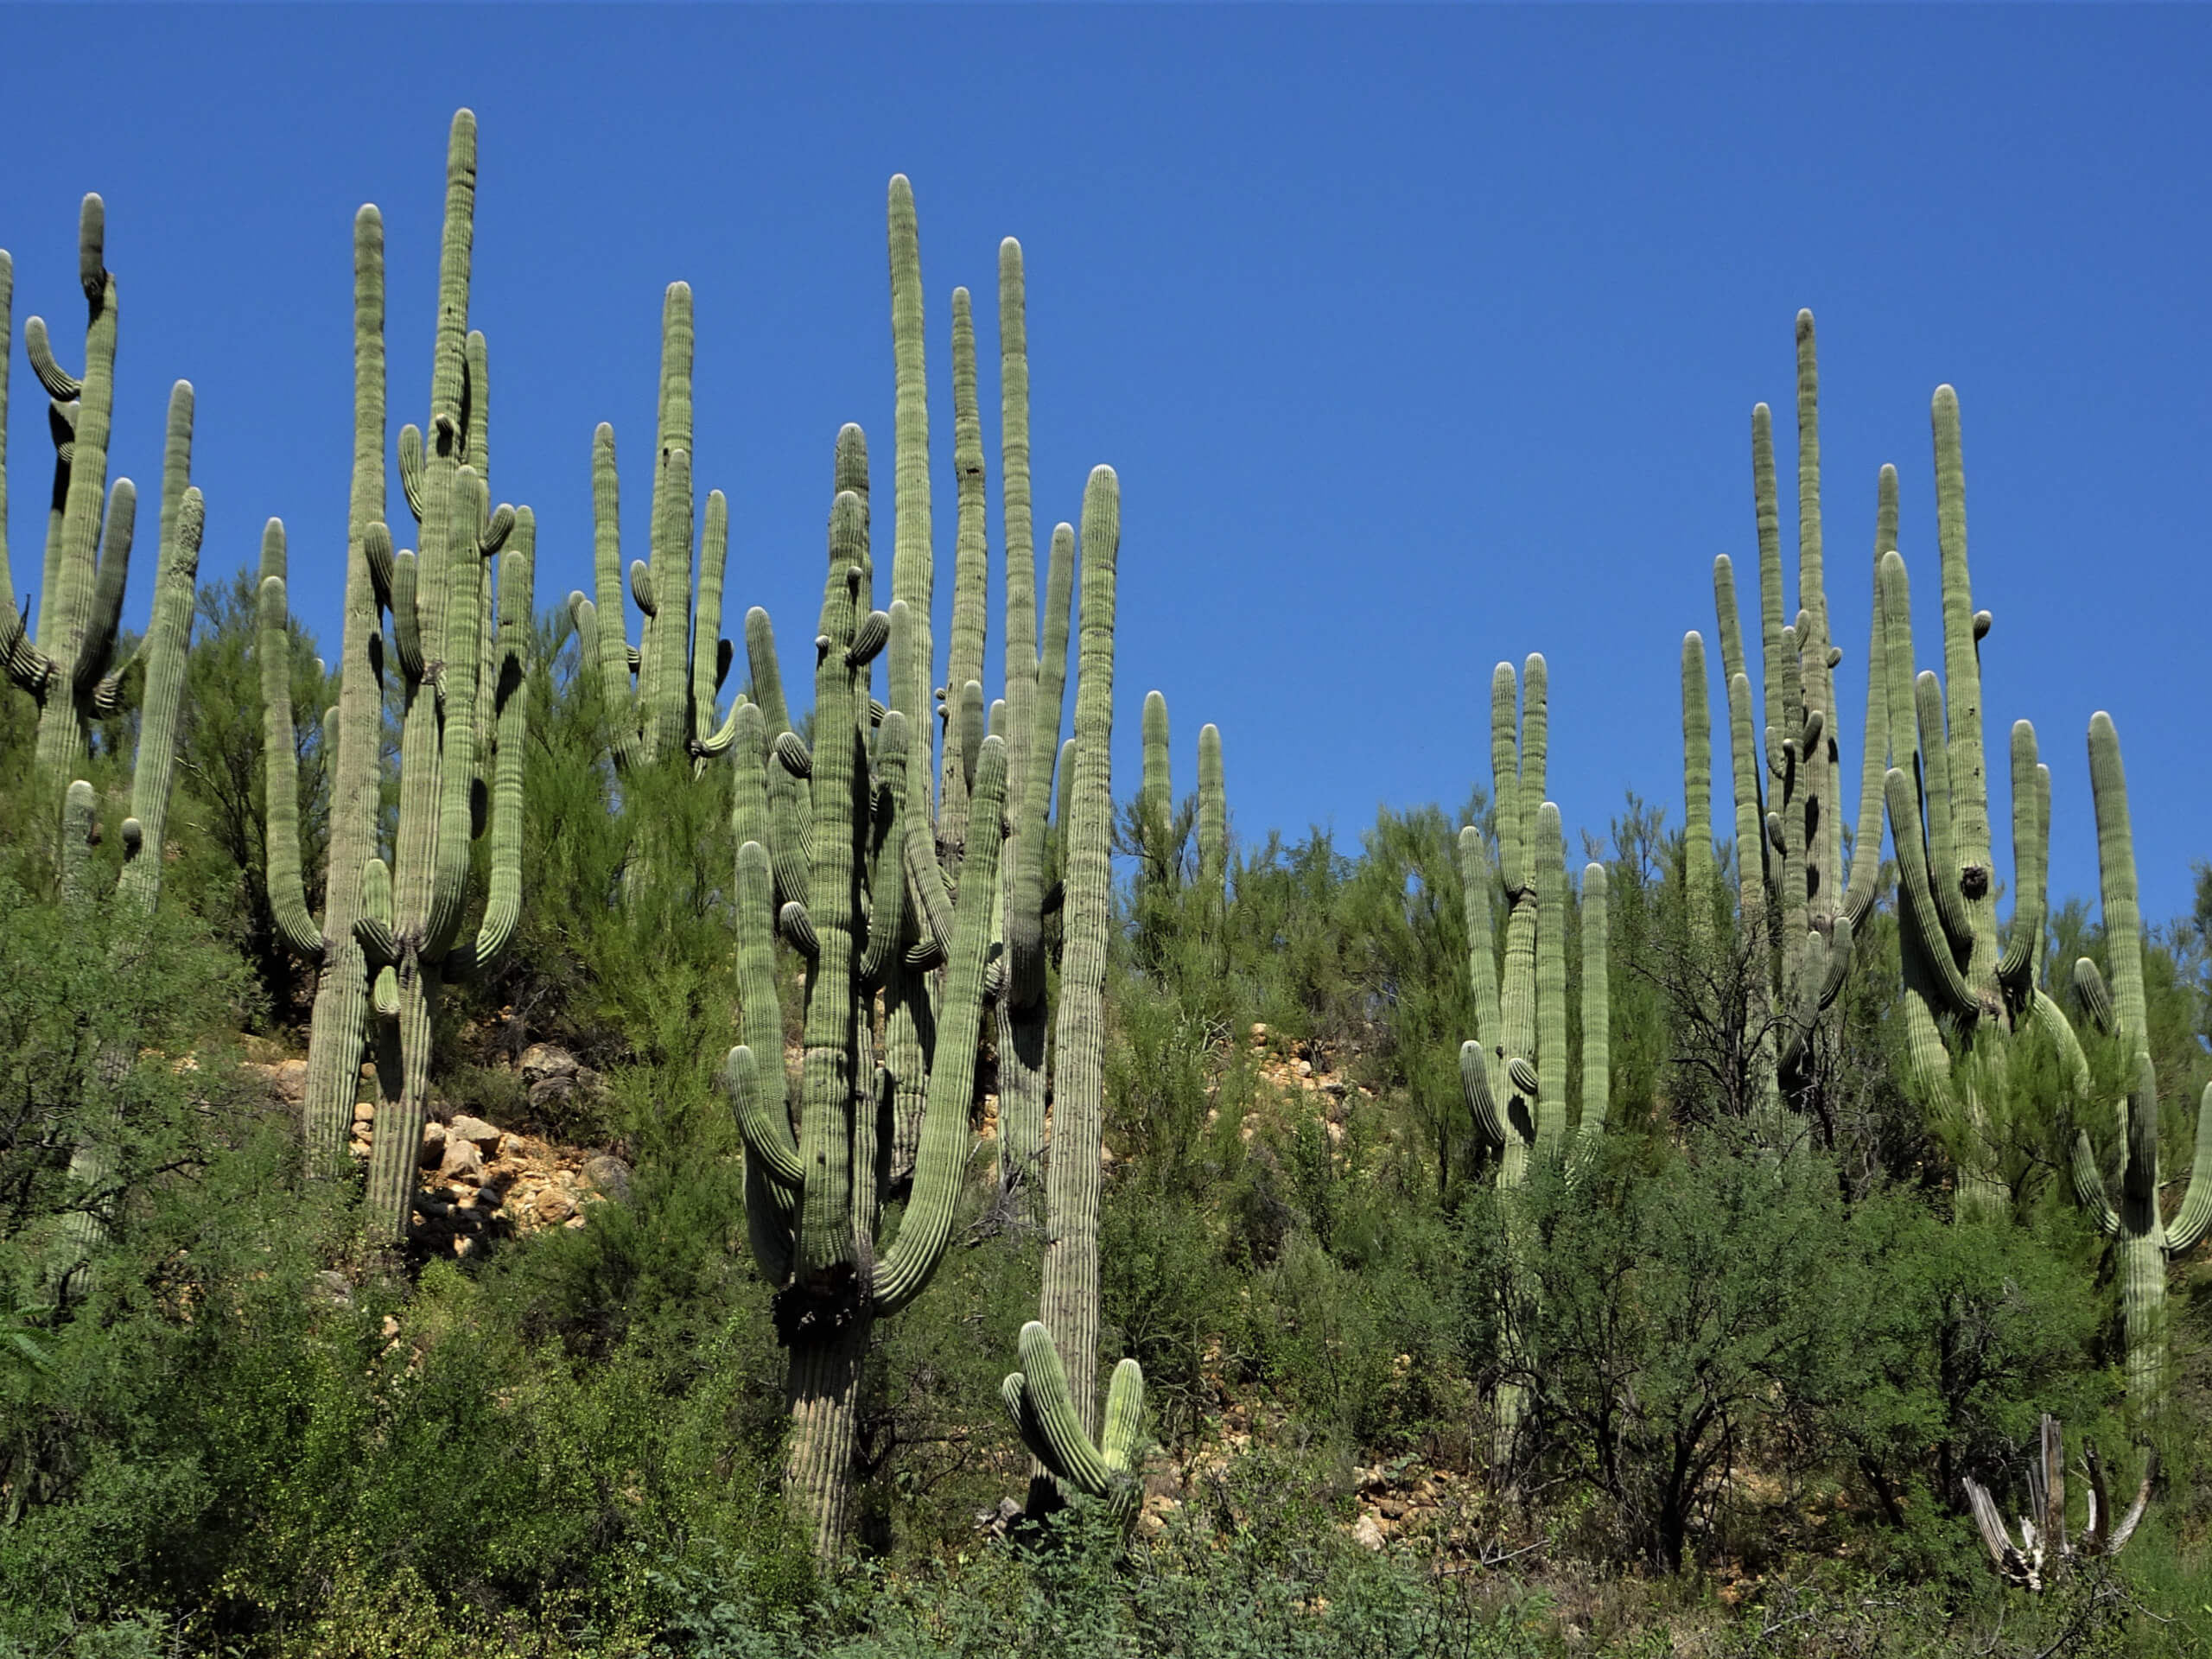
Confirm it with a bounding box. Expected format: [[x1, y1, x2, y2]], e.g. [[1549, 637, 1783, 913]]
[[1964, 1478, 2035, 1587], [727, 1044, 804, 1192], [460, 508, 531, 976], [2070, 1131, 2122, 1236], [1461, 1041, 1504, 1147], [856, 722, 909, 988], [353, 858, 397, 969], [690, 487, 731, 751], [1910, 671, 1977, 957], [2159, 1085, 2212, 1257], [0, 252, 54, 697], [874, 734, 1005, 1315], [1996, 721, 2048, 995], [2097, 1444, 2154, 1554], [397, 423, 426, 524], [2075, 957, 2114, 1036], [1886, 768, 1980, 1018], [1840, 466, 1897, 929], [1005, 1321, 1145, 1522], [24, 315, 83, 402], [74, 477, 136, 695], [257, 555, 326, 961]]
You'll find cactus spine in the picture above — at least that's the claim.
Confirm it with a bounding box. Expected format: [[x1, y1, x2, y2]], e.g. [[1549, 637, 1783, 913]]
[[2067, 715, 2212, 1407], [1878, 385, 2068, 1219], [337, 112, 535, 1246], [727, 459, 1005, 1555], [1702, 313, 1886, 1117], [567, 281, 739, 772]]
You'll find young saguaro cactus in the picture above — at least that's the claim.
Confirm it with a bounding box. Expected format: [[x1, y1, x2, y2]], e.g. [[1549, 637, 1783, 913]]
[[726, 467, 1006, 1557], [1877, 385, 2073, 1220], [567, 281, 740, 772], [2066, 715, 2212, 1406], [1700, 313, 1887, 1119], [0, 200, 202, 842], [259, 201, 397, 1178]]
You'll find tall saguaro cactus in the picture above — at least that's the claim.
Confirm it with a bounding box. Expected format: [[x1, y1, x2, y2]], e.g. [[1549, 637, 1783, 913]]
[[282, 111, 537, 1247], [1696, 312, 1887, 1117], [1878, 385, 2069, 1218], [1003, 467, 1148, 1521], [727, 468, 1005, 1556], [568, 281, 740, 772], [0, 200, 201, 842], [260, 203, 394, 1177], [2067, 714, 2212, 1406]]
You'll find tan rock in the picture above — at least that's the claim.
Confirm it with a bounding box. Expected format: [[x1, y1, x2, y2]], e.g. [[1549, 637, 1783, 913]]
[[1351, 1515, 1386, 1550], [353, 1099, 375, 1124], [418, 1121, 447, 1167], [438, 1138, 484, 1184], [534, 1188, 577, 1226], [447, 1115, 502, 1151]]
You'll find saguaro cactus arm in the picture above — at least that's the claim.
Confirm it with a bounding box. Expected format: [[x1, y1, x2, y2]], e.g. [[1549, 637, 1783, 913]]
[[1002, 1322, 1146, 1524]]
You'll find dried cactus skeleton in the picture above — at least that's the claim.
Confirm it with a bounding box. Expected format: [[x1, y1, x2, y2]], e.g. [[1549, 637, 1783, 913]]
[[1965, 1415, 2152, 1591]]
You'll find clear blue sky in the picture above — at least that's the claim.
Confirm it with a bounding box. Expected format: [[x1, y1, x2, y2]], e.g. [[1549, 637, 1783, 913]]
[[3, 5, 2206, 921]]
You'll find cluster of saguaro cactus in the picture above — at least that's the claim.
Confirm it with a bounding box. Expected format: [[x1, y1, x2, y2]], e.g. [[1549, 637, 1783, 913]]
[[261, 113, 536, 1244], [1686, 313, 1886, 1120], [0, 197, 204, 867], [1876, 385, 2073, 1219], [568, 281, 739, 772], [1459, 656, 1607, 1185], [2065, 715, 2212, 1405], [1459, 654, 1607, 1465], [1129, 689, 1229, 908], [725, 458, 1003, 1554], [1, 198, 207, 1294]]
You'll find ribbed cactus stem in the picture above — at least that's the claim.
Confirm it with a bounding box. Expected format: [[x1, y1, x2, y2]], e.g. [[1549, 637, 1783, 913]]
[[1037, 467, 1119, 1459], [115, 392, 200, 915], [939, 285, 989, 854], [1580, 861, 1609, 1147], [1141, 688, 1170, 831], [1535, 804, 1568, 1158], [1197, 722, 1226, 901], [1681, 632, 1713, 945]]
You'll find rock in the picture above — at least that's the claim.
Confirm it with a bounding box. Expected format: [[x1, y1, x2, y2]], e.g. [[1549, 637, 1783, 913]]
[[563, 1214, 588, 1230], [309, 1269, 353, 1306], [438, 1138, 484, 1184], [453, 1235, 476, 1259], [581, 1154, 632, 1204], [353, 1099, 376, 1124], [534, 1188, 577, 1226], [380, 1314, 400, 1338], [447, 1115, 502, 1151], [418, 1122, 447, 1167], [1378, 1497, 1406, 1520], [498, 1132, 528, 1160], [518, 1044, 579, 1087], [1351, 1515, 1387, 1551], [245, 1058, 310, 1105]]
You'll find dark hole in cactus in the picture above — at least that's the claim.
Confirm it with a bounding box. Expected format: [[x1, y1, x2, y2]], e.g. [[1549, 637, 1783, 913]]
[[1962, 863, 1990, 899], [772, 1264, 868, 1348]]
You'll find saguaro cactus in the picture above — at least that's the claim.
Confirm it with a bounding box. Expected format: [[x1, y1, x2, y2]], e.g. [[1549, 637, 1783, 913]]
[[1878, 385, 2070, 1218], [260, 202, 394, 1177], [1966, 1415, 2152, 1590], [310, 111, 537, 1247], [1698, 313, 1886, 1119], [568, 281, 739, 772], [1459, 655, 1608, 1466], [2067, 715, 2212, 1405], [727, 470, 1004, 1556], [1197, 721, 1227, 903], [1002, 467, 1148, 1521], [0, 200, 201, 840]]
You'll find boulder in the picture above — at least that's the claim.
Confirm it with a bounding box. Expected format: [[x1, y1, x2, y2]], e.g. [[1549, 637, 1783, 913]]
[[534, 1187, 576, 1226], [581, 1154, 632, 1204], [438, 1137, 484, 1185], [1351, 1514, 1387, 1551], [447, 1115, 502, 1151], [418, 1121, 448, 1167]]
